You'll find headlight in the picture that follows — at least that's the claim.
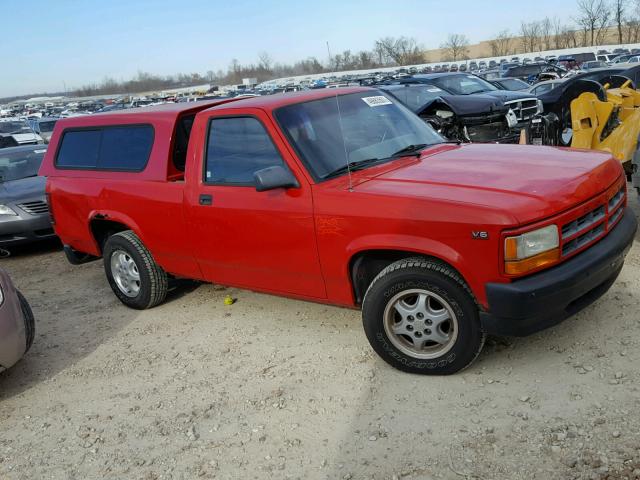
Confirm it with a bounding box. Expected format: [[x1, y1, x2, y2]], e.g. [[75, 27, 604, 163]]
[[0, 205, 18, 216], [504, 225, 559, 275], [536, 99, 544, 114]]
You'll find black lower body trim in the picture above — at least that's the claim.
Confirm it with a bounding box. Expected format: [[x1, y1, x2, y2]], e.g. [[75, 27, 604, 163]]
[[64, 245, 99, 265], [480, 207, 637, 337]]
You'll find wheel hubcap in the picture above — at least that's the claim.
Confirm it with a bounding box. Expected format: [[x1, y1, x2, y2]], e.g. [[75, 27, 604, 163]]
[[383, 289, 458, 360], [110, 250, 141, 298]]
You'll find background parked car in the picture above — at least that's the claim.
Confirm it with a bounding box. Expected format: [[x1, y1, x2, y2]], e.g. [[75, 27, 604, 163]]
[[379, 83, 519, 143], [0, 120, 43, 148], [397, 73, 541, 126], [29, 117, 58, 144], [535, 66, 640, 146], [0, 267, 35, 372], [490, 78, 531, 91], [0, 145, 55, 249], [528, 79, 566, 96], [581, 60, 609, 71], [502, 63, 566, 83]]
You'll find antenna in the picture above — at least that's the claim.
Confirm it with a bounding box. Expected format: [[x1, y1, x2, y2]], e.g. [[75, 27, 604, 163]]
[[334, 90, 353, 192]]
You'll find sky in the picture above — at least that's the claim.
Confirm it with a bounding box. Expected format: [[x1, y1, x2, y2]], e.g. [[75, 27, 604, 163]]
[[2, 0, 580, 98]]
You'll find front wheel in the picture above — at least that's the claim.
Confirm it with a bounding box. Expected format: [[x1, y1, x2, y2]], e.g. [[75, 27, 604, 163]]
[[362, 258, 485, 375], [103, 230, 168, 309]]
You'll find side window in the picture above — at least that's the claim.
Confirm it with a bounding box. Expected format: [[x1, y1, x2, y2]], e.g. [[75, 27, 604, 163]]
[[205, 117, 284, 185], [56, 130, 101, 168], [100, 126, 153, 170], [56, 125, 153, 171]]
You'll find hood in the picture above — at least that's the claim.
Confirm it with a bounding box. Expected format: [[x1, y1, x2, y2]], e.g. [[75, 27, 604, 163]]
[[483, 90, 537, 102], [355, 143, 622, 225], [10, 133, 41, 144], [418, 94, 507, 116], [0, 175, 46, 203]]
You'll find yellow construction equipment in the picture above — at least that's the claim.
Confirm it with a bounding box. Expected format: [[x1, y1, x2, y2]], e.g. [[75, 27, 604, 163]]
[[570, 80, 640, 173]]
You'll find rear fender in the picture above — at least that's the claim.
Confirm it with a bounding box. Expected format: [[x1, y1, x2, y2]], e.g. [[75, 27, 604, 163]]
[[87, 210, 144, 251]]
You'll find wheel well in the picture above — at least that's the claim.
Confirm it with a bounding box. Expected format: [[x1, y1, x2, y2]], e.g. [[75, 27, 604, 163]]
[[90, 218, 130, 253], [349, 250, 465, 306]]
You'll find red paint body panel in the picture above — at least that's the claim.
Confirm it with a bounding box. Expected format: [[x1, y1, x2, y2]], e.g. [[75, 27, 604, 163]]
[[41, 87, 626, 311]]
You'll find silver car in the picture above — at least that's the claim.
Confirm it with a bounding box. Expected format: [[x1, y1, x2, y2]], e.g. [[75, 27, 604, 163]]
[[0, 267, 34, 372]]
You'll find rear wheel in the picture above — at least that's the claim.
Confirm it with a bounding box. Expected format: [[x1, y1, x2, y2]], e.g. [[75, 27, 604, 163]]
[[362, 257, 485, 375], [103, 231, 168, 309]]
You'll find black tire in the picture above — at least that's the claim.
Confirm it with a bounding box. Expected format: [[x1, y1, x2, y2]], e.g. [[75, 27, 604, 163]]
[[103, 230, 168, 309], [17, 291, 35, 353], [362, 257, 485, 375]]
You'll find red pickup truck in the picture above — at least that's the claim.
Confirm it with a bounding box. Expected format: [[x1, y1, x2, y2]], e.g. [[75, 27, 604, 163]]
[[40, 88, 637, 375]]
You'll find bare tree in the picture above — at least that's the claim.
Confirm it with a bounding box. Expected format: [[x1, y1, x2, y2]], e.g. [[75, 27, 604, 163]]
[[375, 36, 425, 65], [489, 30, 512, 56], [576, 0, 612, 46], [613, 0, 628, 43], [440, 33, 470, 61], [257, 52, 273, 72], [539, 17, 554, 50], [552, 18, 565, 48], [520, 21, 542, 52], [622, 0, 640, 42]]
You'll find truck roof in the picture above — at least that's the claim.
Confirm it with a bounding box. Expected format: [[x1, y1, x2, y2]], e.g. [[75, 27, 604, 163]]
[[54, 98, 242, 129], [202, 87, 370, 113]]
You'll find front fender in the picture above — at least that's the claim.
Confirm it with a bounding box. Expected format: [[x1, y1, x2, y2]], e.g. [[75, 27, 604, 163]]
[[345, 233, 483, 304]]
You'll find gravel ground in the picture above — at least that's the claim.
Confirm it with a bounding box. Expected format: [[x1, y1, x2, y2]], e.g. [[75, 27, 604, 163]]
[[1, 199, 639, 480]]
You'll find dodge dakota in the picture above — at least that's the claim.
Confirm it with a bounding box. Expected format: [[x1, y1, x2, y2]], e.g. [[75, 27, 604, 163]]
[[40, 88, 637, 374]]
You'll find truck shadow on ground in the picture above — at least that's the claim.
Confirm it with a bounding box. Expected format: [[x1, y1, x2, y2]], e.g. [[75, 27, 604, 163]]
[[323, 283, 634, 478], [0, 243, 201, 401]]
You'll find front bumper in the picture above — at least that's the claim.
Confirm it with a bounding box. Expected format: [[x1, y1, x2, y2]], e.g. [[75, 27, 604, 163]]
[[480, 207, 637, 336], [0, 213, 55, 247]]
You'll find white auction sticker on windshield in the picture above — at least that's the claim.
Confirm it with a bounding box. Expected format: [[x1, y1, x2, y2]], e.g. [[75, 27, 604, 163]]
[[361, 96, 393, 107], [34, 149, 47, 153], [427, 88, 443, 92]]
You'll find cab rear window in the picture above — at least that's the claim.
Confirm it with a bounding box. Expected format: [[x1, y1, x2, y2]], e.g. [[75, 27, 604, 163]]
[[55, 124, 153, 171]]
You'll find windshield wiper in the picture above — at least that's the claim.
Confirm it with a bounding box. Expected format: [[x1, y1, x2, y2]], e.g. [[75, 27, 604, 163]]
[[323, 157, 392, 180], [323, 144, 431, 180], [389, 143, 429, 158]]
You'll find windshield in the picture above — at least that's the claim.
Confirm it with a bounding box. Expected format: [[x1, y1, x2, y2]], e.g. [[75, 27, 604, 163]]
[[499, 79, 528, 90], [38, 120, 57, 132], [0, 121, 32, 135], [275, 91, 443, 180], [429, 75, 498, 95], [0, 148, 46, 182], [382, 85, 444, 112]]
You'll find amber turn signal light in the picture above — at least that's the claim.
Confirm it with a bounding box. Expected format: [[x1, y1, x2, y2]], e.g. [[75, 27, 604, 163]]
[[505, 248, 560, 275]]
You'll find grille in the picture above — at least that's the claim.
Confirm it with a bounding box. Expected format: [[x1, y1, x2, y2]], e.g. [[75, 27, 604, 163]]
[[561, 205, 605, 239], [18, 200, 49, 215], [608, 187, 624, 212], [560, 184, 625, 257], [504, 98, 539, 122]]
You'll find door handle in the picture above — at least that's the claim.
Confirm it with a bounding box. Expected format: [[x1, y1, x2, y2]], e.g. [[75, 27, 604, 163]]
[[199, 194, 213, 206]]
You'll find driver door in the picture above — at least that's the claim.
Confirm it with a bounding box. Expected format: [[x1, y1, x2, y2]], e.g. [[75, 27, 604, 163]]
[[185, 111, 326, 299]]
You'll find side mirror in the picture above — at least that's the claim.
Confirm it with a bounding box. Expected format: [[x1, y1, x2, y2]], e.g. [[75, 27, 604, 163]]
[[254, 166, 300, 192]]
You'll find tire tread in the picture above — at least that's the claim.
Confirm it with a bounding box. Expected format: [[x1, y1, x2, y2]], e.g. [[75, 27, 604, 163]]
[[16, 290, 35, 353], [363, 256, 485, 374], [109, 230, 168, 309]]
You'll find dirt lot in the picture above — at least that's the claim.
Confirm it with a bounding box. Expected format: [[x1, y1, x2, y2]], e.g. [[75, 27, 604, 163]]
[[1, 200, 639, 480]]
